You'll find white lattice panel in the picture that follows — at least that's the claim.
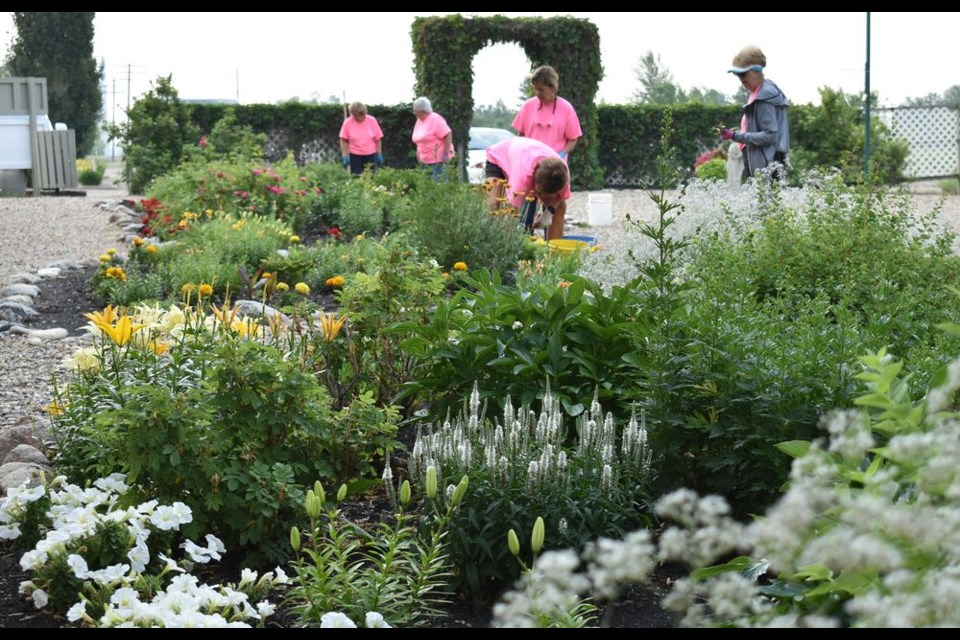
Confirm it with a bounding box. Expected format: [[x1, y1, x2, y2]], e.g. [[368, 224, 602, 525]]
[[876, 106, 960, 179]]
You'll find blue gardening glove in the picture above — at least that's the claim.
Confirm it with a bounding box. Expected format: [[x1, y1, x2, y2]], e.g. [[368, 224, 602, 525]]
[[341, 155, 349, 167], [375, 152, 384, 166], [720, 128, 735, 141], [558, 150, 567, 160]]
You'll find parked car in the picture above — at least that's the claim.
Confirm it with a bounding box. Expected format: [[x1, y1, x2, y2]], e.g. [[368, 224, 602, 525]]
[[466, 126, 516, 184]]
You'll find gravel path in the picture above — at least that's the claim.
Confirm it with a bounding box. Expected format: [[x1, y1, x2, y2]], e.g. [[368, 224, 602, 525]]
[[0, 173, 131, 431], [1, 175, 959, 433]]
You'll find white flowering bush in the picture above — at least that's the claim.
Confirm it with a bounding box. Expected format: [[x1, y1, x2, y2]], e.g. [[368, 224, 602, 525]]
[[1, 473, 286, 627]]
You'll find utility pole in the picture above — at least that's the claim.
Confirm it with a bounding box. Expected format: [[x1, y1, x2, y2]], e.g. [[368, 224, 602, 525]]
[[127, 63, 132, 115], [111, 78, 117, 162], [864, 12, 872, 177]]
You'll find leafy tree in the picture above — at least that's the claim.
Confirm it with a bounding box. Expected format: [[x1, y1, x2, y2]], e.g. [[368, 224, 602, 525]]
[[4, 12, 104, 156], [790, 87, 908, 185], [105, 75, 196, 194], [906, 85, 960, 108], [631, 51, 685, 105]]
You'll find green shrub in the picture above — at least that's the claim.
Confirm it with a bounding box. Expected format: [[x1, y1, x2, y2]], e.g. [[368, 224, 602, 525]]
[[77, 160, 106, 186], [694, 157, 727, 182], [388, 171, 531, 276], [51, 301, 400, 563], [395, 269, 649, 423]]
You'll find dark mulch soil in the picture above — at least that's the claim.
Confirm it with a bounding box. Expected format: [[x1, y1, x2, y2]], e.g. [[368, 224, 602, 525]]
[[2, 255, 679, 629], [26, 263, 102, 336]]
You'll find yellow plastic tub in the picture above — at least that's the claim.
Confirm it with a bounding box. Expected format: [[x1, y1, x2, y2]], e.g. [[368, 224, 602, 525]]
[[547, 235, 598, 254]]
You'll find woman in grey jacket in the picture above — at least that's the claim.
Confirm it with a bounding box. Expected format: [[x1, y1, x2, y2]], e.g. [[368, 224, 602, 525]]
[[720, 45, 790, 183]]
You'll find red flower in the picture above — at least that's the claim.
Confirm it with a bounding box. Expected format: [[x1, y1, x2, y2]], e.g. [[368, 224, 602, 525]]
[[328, 227, 341, 238]]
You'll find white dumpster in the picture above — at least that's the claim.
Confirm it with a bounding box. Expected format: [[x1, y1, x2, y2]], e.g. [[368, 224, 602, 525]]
[[0, 114, 53, 170]]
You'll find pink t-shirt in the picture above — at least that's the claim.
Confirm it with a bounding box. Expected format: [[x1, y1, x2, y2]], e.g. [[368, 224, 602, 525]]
[[339, 115, 384, 156], [486, 137, 571, 209], [739, 84, 762, 152], [512, 96, 582, 154], [411, 112, 453, 164]]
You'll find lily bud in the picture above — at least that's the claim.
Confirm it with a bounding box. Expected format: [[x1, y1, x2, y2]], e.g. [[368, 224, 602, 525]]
[[290, 526, 301, 552], [399, 480, 412, 505], [305, 490, 320, 518], [507, 529, 520, 557], [451, 475, 469, 506], [314, 481, 326, 507], [425, 465, 438, 500], [531, 516, 545, 554], [337, 483, 348, 503]]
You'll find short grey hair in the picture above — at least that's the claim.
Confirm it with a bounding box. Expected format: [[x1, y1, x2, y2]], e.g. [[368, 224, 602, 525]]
[[413, 96, 433, 114]]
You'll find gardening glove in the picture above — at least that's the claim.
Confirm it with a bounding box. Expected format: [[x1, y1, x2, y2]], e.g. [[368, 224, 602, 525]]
[[719, 128, 735, 141], [558, 150, 567, 160], [375, 152, 384, 166], [341, 155, 349, 167]]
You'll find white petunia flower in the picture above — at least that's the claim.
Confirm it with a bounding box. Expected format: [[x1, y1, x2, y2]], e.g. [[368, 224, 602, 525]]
[[321, 612, 357, 628], [365, 611, 392, 628]]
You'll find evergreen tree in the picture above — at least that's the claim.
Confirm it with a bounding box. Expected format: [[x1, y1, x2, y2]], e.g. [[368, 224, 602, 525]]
[[5, 12, 104, 156], [631, 51, 685, 105]]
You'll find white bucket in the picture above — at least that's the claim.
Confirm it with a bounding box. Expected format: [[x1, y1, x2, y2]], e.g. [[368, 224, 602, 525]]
[[587, 192, 613, 226]]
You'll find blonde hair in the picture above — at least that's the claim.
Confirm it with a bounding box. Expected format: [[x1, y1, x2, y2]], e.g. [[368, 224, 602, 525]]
[[731, 45, 766, 69], [530, 65, 559, 91]]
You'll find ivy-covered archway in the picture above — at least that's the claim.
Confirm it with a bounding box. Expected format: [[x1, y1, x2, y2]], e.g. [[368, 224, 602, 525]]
[[412, 15, 603, 189]]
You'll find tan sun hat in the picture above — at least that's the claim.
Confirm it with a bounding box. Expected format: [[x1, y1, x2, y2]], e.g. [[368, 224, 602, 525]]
[[729, 45, 767, 74]]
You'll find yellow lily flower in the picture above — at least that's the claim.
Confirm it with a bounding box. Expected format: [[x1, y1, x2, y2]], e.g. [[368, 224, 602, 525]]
[[211, 301, 240, 328], [95, 315, 147, 346], [84, 305, 120, 327], [231, 317, 262, 340], [318, 310, 346, 342]]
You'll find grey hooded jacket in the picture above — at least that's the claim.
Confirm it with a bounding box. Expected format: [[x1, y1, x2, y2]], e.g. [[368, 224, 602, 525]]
[[733, 79, 790, 179]]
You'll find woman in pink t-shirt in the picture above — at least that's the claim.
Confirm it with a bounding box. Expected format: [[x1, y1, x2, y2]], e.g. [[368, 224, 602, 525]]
[[512, 66, 582, 232], [411, 96, 454, 180], [338, 102, 384, 177], [484, 136, 571, 241]]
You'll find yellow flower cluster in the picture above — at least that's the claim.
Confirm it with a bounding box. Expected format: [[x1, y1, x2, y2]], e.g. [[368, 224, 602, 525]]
[[453, 261, 468, 271], [295, 282, 311, 295], [325, 275, 345, 288], [105, 266, 127, 281]]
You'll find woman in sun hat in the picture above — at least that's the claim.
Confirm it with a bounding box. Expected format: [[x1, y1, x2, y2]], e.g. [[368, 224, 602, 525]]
[[718, 45, 790, 183]]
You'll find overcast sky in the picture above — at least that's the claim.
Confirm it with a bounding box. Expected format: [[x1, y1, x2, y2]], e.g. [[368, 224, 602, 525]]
[[2, 12, 958, 118]]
